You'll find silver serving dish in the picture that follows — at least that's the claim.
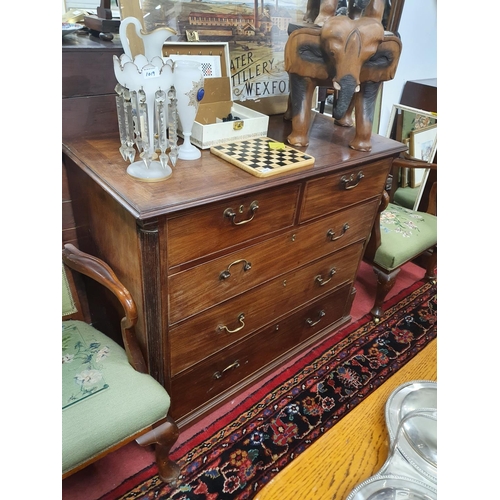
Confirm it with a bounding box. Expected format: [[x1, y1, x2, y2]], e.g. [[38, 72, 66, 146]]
[[385, 380, 437, 483], [345, 473, 437, 500], [345, 380, 437, 500]]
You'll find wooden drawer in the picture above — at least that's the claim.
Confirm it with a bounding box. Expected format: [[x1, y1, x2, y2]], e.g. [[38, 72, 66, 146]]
[[168, 241, 364, 375], [166, 184, 300, 268], [169, 283, 352, 420], [300, 159, 391, 222], [168, 198, 378, 323]]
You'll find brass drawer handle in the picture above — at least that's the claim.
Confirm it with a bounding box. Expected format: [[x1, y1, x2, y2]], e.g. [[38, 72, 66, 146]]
[[315, 268, 337, 286], [219, 259, 252, 280], [224, 200, 259, 226], [340, 171, 364, 190], [214, 360, 240, 379], [327, 223, 350, 241], [217, 313, 245, 334], [306, 310, 326, 327]]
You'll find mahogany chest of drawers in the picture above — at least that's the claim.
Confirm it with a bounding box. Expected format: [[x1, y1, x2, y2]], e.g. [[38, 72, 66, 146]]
[[63, 112, 405, 428]]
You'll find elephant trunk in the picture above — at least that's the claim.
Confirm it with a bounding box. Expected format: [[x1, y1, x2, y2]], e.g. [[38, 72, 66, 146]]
[[332, 74, 358, 121]]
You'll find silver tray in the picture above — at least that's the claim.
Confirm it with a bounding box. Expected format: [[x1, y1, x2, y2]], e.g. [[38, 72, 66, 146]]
[[385, 380, 437, 483], [345, 473, 437, 500]]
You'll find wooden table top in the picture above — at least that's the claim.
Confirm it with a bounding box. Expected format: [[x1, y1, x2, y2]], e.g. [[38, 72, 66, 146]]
[[62, 113, 405, 220], [254, 338, 437, 500]]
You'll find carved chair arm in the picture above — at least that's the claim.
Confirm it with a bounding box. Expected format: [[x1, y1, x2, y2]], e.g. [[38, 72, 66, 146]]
[[393, 153, 437, 171], [62, 243, 148, 373]]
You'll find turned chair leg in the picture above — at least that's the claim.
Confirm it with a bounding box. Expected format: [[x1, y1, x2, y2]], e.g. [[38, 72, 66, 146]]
[[136, 415, 181, 484], [371, 267, 400, 322], [425, 247, 437, 283]]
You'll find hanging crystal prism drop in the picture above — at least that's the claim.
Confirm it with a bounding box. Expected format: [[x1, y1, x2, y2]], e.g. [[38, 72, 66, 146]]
[[155, 89, 169, 169], [137, 88, 151, 168], [130, 90, 143, 155], [122, 88, 136, 163], [115, 84, 129, 161], [123, 87, 136, 163], [167, 85, 179, 167]]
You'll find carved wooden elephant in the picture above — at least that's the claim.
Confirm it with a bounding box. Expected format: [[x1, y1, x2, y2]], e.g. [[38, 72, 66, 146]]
[[284, 13, 401, 151], [304, 0, 387, 27]]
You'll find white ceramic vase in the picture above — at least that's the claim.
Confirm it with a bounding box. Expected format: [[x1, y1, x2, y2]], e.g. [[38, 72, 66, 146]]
[[173, 59, 204, 160], [113, 17, 176, 181]]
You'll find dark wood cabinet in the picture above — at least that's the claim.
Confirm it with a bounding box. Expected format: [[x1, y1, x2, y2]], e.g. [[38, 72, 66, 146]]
[[400, 78, 437, 114], [62, 35, 406, 428]]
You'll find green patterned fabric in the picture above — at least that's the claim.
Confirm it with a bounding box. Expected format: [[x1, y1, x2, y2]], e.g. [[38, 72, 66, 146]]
[[62, 323, 110, 409], [62, 266, 77, 317], [374, 203, 437, 272], [62, 320, 171, 474], [393, 186, 419, 210]]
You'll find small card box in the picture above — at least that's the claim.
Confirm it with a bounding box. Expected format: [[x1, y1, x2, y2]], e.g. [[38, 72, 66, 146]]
[[163, 42, 269, 149]]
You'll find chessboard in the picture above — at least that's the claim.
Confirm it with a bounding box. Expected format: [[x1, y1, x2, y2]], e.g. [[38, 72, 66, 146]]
[[210, 137, 315, 177]]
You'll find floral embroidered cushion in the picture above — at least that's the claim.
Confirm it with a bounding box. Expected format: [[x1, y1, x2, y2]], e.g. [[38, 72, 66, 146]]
[[62, 322, 109, 409], [62, 320, 171, 475], [373, 203, 437, 272]]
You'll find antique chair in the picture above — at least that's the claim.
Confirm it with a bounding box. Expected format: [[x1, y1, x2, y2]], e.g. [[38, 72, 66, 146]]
[[62, 243, 180, 483], [363, 158, 437, 321], [388, 152, 436, 211]]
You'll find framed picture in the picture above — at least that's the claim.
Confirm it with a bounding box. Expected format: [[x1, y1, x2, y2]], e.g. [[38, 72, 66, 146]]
[[120, 0, 311, 114], [410, 124, 437, 162], [386, 104, 437, 142], [385, 104, 438, 210]]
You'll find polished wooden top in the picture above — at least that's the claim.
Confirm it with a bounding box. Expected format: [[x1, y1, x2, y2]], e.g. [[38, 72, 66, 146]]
[[62, 113, 406, 220], [254, 338, 437, 500]]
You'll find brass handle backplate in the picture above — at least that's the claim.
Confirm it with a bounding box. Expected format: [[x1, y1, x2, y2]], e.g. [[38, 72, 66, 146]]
[[224, 201, 259, 226], [217, 313, 245, 334], [340, 171, 364, 190], [306, 310, 326, 327], [327, 223, 350, 241], [219, 259, 252, 280], [213, 359, 240, 379], [315, 268, 337, 286]]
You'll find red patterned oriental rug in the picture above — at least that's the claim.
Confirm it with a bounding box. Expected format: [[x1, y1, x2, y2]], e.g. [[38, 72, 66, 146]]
[[100, 279, 437, 500]]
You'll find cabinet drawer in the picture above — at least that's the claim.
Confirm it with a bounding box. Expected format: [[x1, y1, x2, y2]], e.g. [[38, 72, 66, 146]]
[[168, 241, 364, 375], [169, 283, 352, 420], [166, 184, 300, 268], [168, 198, 378, 323], [300, 159, 391, 222]]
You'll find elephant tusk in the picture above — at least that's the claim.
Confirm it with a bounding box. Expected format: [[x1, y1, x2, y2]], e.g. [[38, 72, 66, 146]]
[[354, 85, 360, 92], [333, 81, 341, 91]]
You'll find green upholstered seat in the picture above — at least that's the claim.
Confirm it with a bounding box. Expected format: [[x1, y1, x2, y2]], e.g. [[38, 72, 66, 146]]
[[393, 186, 419, 210], [373, 203, 437, 272], [62, 319, 170, 475]]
